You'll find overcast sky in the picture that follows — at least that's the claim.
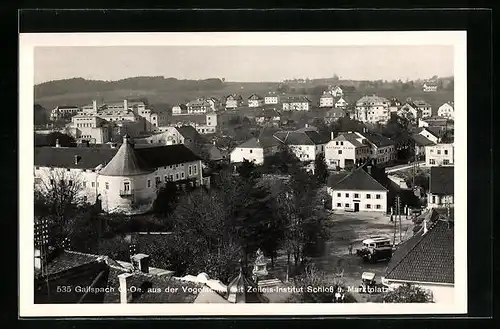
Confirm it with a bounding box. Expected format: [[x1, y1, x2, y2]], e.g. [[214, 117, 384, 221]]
[[34, 45, 453, 84]]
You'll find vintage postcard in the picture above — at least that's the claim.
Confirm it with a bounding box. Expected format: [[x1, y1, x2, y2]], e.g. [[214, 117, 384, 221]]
[[19, 31, 467, 316]]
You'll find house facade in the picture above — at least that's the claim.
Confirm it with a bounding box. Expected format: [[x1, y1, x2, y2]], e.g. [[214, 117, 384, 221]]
[[264, 92, 279, 105], [347, 131, 396, 165], [328, 85, 343, 97], [187, 98, 211, 114], [273, 129, 330, 162], [428, 166, 454, 208], [225, 94, 243, 109], [319, 92, 334, 108], [50, 106, 80, 121], [65, 115, 111, 144], [335, 97, 348, 109], [324, 132, 371, 170], [206, 97, 221, 112], [398, 102, 422, 121], [229, 137, 281, 165], [355, 95, 391, 124], [437, 102, 454, 119], [423, 81, 438, 92], [411, 134, 435, 161], [282, 96, 311, 111], [324, 108, 345, 124], [327, 167, 389, 212], [425, 144, 454, 167], [413, 99, 433, 118], [415, 127, 440, 144], [248, 94, 264, 107], [34, 135, 205, 215]]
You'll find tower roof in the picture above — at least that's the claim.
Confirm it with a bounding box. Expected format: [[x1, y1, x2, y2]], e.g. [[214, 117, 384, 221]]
[[99, 135, 154, 176]]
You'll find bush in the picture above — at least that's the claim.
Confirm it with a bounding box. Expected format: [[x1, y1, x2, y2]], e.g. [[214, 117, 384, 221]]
[[382, 283, 434, 303]]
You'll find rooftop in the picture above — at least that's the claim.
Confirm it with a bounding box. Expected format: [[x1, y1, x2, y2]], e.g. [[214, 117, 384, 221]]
[[327, 166, 388, 191], [385, 219, 454, 284], [429, 166, 454, 195], [99, 136, 153, 176], [411, 134, 435, 147]]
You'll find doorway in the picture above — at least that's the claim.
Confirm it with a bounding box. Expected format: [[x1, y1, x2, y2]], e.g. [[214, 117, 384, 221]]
[[354, 202, 360, 212]]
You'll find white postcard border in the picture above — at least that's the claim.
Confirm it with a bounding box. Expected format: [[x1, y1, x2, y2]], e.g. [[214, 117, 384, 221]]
[[19, 31, 467, 317]]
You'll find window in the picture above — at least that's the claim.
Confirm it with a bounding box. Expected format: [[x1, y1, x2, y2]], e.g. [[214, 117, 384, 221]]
[[194, 165, 197, 174], [429, 159, 436, 165], [69, 180, 73, 186], [376, 205, 381, 209], [340, 142, 344, 146], [337, 203, 341, 207], [176, 173, 179, 180], [189, 166, 192, 175], [156, 177, 161, 185], [338, 150, 342, 155], [366, 204, 371, 209], [91, 182, 95, 188], [345, 203, 349, 208], [354, 193, 359, 198], [82, 181, 86, 188], [169, 174, 173, 181], [181, 172, 185, 178], [366, 194, 371, 199], [164, 176, 168, 182], [104, 182, 109, 190], [169, 165, 173, 169], [345, 193, 349, 197], [176, 164, 179, 168], [437, 150, 441, 155], [147, 180, 151, 188], [376, 194, 381, 199], [124, 182, 130, 191], [249, 149, 253, 154], [335, 141, 339, 145], [444, 150, 448, 155], [432, 195, 436, 203], [337, 193, 341, 197]]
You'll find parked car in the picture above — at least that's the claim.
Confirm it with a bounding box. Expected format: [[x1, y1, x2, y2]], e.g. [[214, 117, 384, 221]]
[[356, 236, 393, 263]]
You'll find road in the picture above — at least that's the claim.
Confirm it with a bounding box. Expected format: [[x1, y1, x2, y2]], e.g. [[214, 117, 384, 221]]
[[385, 161, 426, 174]]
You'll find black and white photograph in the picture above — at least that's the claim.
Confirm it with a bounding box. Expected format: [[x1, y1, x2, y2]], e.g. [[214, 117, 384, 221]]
[[19, 31, 467, 316]]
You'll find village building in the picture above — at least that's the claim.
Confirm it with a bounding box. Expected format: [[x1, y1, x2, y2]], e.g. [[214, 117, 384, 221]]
[[324, 132, 371, 170], [425, 143, 454, 167], [427, 166, 454, 209], [156, 112, 218, 135], [413, 99, 433, 118], [172, 104, 188, 116], [410, 134, 435, 161], [323, 108, 345, 124], [282, 96, 311, 111], [229, 135, 281, 165], [50, 105, 80, 121], [414, 127, 441, 144], [224, 94, 243, 110], [398, 101, 422, 121], [264, 91, 280, 105], [423, 80, 438, 92], [255, 108, 281, 125], [335, 97, 348, 109], [388, 98, 402, 114], [355, 95, 391, 124], [342, 131, 396, 165], [327, 164, 389, 213], [273, 127, 330, 162], [382, 216, 454, 303], [437, 102, 454, 120], [206, 97, 222, 112], [187, 98, 211, 114], [248, 94, 264, 107], [34, 135, 206, 215], [319, 92, 335, 108], [327, 85, 343, 97], [65, 114, 111, 144]]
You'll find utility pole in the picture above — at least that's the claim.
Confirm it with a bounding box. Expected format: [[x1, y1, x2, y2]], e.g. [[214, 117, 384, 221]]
[[393, 196, 398, 246], [398, 196, 402, 243]]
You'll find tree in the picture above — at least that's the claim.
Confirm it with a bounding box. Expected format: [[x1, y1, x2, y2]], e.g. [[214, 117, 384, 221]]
[[382, 283, 433, 303], [46, 132, 77, 147], [236, 159, 261, 182], [314, 153, 328, 185], [152, 181, 182, 220], [34, 168, 86, 234], [286, 263, 356, 303]]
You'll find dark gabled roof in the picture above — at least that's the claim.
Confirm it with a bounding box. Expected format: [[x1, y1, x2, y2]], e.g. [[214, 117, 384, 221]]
[[429, 166, 454, 195], [34, 146, 117, 169], [176, 126, 207, 144], [99, 138, 153, 176], [327, 172, 349, 187], [360, 132, 395, 147], [415, 127, 441, 138], [328, 167, 388, 191], [304, 130, 331, 144], [134, 144, 202, 168], [385, 219, 454, 284], [248, 94, 263, 100], [411, 134, 435, 147], [273, 129, 329, 146]]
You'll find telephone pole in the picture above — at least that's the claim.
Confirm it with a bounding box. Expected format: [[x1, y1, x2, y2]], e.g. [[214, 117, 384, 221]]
[[398, 196, 402, 243]]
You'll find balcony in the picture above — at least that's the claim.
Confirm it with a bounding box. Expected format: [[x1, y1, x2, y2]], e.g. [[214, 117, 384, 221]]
[[119, 189, 134, 197]]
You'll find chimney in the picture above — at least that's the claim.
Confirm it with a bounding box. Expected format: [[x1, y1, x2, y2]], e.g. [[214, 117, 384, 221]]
[[124, 99, 128, 111], [123, 134, 129, 145], [74, 155, 80, 165], [366, 165, 372, 176], [331, 131, 334, 140], [118, 272, 134, 304], [131, 253, 150, 274], [55, 139, 60, 148], [92, 100, 97, 112], [363, 127, 367, 133], [305, 123, 308, 128], [423, 220, 428, 235]]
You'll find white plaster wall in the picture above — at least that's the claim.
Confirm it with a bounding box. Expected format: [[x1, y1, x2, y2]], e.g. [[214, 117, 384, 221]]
[[425, 144, 454, 166], [230, 147, 264, 165], [264, 97, 279, 104], [330, 189, 388, 212]]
